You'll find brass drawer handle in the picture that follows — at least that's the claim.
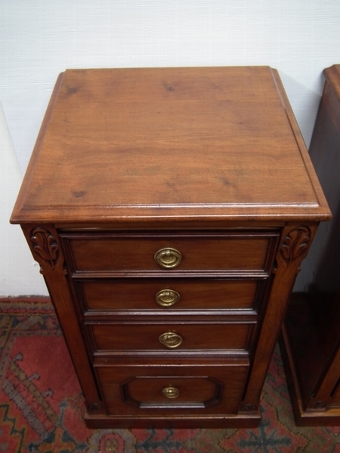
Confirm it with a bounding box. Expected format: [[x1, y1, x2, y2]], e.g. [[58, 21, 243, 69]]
[[154, 248, 182, 269], [159, 331, 183, 349], [162, 386, 180, 399], [156, 289, 180, 307]]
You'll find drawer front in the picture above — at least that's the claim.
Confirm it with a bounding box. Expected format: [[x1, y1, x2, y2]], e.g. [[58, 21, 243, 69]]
[[62, 232, 279, 273], [78, 279, 261, 311], [95, 362, 249, 415], [88, 322, 254, 353]]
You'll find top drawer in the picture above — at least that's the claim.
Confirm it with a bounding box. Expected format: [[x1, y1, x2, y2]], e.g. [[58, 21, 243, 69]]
[[61, 231, 279, 273]]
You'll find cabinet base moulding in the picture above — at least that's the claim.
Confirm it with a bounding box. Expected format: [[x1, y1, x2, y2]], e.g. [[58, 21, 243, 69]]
[[83, 412, 261, 429], [280, 327, 340, 426]]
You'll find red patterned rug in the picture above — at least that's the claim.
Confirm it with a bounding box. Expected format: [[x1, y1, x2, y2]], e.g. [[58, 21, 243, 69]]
[[0, 297, 339, 453]]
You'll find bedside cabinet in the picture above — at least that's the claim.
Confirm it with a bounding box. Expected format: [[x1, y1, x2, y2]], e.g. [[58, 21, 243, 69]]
[[281, 65, 340, 425], [11, 67, 330, 428]]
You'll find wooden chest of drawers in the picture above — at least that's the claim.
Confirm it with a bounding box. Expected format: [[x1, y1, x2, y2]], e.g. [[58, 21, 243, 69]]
[[11, 67, 330, 428], [281, 65, 340, 425]]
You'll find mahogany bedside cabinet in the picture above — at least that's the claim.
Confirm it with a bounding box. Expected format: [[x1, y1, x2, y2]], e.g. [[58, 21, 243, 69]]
[[281, 65, 340, 426], [10, 67, 330, 428]]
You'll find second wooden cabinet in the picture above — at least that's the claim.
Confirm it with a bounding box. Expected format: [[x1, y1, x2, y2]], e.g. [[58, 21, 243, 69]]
[[281, 65, 340, 426]]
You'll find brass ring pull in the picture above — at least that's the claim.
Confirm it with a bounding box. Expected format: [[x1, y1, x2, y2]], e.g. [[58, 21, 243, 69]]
[[159, 331, 183, 349], [161, 386, 180, 399], [154, 248, 182, 269], [156, 289, 180, 307]]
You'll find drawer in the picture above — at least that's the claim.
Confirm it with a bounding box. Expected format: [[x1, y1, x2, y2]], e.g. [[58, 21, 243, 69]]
[[78, 278, 263, 311], [88, 322, 255, 354], [61, 231, 279, 273], [95, 360, 249, 415]]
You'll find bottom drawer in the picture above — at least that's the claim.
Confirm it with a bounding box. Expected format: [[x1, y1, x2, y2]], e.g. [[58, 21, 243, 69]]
[[95, 360, 249, 416]]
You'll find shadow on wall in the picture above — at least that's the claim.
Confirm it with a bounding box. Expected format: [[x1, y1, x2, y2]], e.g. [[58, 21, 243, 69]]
[[0, 102, 48, 296], [280, 71, 323, 149]]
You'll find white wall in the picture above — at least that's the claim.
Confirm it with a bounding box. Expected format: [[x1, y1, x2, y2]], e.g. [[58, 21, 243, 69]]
[[1, 0, 340, 295], [0, 103, 48, 295]]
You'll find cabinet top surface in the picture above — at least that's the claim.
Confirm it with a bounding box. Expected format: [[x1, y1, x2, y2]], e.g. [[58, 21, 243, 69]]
[[11, 66, 330, 224]]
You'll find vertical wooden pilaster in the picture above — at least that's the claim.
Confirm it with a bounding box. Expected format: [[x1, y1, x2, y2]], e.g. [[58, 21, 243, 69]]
[[22, 224, 105, 415], [240, 222, 319, 413]]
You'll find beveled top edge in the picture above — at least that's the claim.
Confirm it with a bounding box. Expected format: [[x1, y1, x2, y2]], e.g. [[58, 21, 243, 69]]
[[10, 204, 331, 225]]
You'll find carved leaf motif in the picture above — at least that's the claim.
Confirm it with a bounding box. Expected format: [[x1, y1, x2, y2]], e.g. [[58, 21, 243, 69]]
[[280, 226, 311, 265], [31, 228, 59, 270]]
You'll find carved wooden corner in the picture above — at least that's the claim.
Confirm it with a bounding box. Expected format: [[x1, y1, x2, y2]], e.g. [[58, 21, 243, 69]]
[[23, 225, 65, 276], [279, 226, 312, 270], [30, 227, 59, 271]]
